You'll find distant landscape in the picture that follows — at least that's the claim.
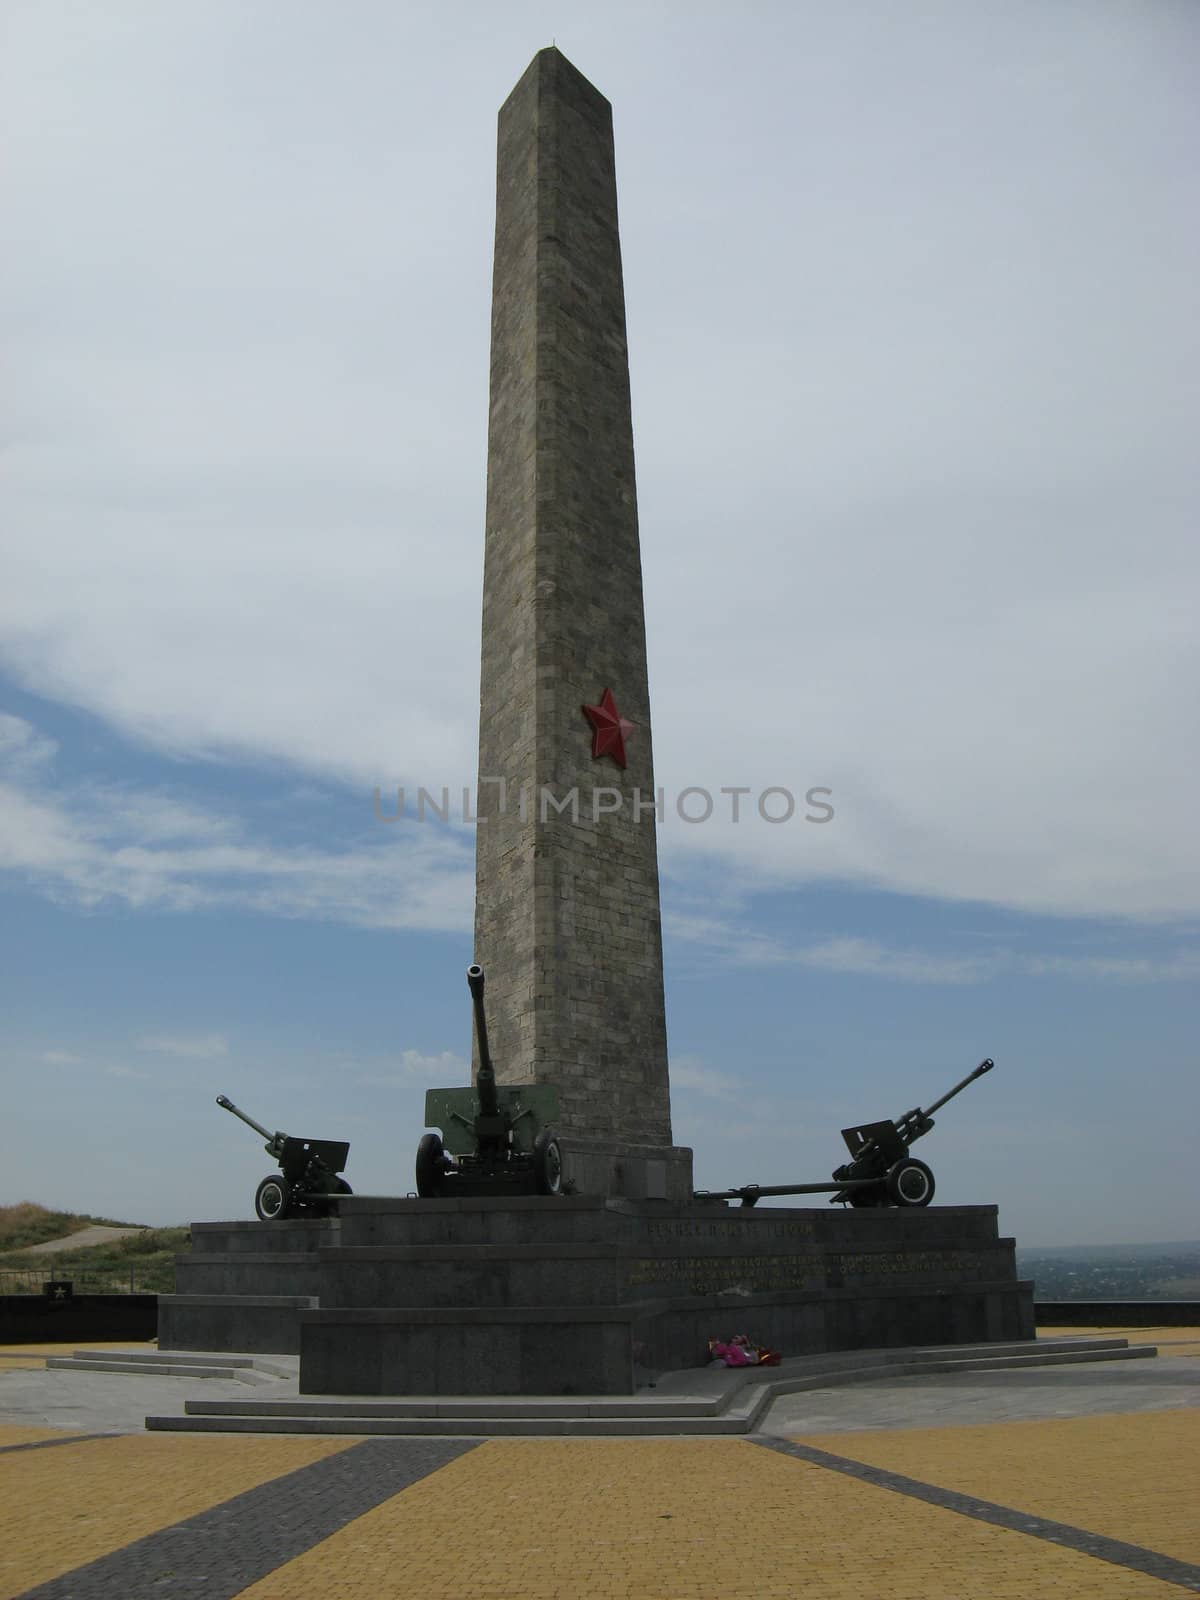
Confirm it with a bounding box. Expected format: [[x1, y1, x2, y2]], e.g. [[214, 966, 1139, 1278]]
[[1016, 1240, 1200, 1301], [0, 1203, 187, 1296]]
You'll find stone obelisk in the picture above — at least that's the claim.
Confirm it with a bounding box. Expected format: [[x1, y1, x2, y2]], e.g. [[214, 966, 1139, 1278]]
[[474, 48, 691, 1201]]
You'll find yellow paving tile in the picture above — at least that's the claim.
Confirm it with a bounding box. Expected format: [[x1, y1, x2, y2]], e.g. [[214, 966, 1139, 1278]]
[[800, 1409, 1200, 1564], [0, 1341, 158, 1354], [0, 1339, 159, 1369], [232, 1437, 1187, 1600], [0, 1432, 355, 1600], [0, 1424, 84, 1447]]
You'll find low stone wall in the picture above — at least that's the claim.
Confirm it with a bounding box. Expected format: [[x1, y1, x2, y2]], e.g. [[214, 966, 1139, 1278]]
[[0, 1294, 157, 1344], [1035, 1299, 1200, 1326]]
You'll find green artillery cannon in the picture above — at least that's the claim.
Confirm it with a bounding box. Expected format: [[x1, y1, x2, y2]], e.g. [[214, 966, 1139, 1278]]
[[695, 1058, 995, 1209], [216, 1095, 352, 1221], [415, 964, 564, 1198], [829, 1057, 994, 1207]]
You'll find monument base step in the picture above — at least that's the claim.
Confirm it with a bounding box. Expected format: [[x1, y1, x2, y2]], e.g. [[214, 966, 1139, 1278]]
[[162, 1200, 1037, 1388], [48, 1349, 297, 1383], [143, 1336, 1155, 1435], [158, 1294, 317, 1355]]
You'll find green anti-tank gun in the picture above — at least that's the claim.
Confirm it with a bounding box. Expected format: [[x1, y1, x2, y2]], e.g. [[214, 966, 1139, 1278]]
[[215, 1095, 352, 1221], [696, 1057, 995, 1209], [415, 964, 565, 1198]]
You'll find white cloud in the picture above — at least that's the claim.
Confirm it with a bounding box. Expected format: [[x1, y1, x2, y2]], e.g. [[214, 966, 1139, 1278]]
[[0, 6, 1197, 926], [670, 1055, 737, 1101], [1022, 951, 1200, 984], [40, 1049, 83, 1066], [0, 715, 57, 778], [2, 710, 1197, 980], [667, 908, 1200, 986], [352, 1049, 469, 1089], [0, 717, 473, 931], [136, 1032, 229, 1060], [788, 937, 993, 986], [397, 1049, 468, 1081], [81, 786, 241, 846]]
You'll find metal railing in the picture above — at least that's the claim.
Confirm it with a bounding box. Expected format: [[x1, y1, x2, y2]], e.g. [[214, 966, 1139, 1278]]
[[0, 1268, 157, 1296]]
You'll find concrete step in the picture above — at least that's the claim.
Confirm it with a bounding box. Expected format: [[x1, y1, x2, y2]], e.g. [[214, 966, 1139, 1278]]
[[727, 1341, 1158, 1395], [716, 1343, 1161, 1428], [49, 1349, 296, 1384], [148, 1411, 753, 1436], [935, 1345, 1158, 1373], [182, 1393, 720, 1420], [48, 1358, 276, 1382], [73, 1349, 257, 1368], [698, 1342, 1161, 1430], [144, 1336, 1156, 1436]]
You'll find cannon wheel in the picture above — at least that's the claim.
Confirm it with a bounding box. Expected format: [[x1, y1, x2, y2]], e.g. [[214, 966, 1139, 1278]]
[[255, 1174, 292, 1221], [415, 1132, 445, 1199], [532, 1130, 564, 1196], [886, 1157, 935, 1207]]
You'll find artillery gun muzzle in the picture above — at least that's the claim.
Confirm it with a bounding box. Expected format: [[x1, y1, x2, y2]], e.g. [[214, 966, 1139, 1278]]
[[467, 963, 500, 1120], [919, 1057, 993, 1120], [216, 1094, 278, 1147]]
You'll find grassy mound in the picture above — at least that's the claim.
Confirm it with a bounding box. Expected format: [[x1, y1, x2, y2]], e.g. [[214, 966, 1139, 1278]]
[[0, 1203, 189, 1294], [0, 1201, 141, 1252]]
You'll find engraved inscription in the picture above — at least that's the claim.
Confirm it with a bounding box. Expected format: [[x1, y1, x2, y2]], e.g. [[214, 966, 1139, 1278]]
[[626, 1247, 1000, 1297], [642, 1219, 815, 1242], [628, 1254, 826, 1294], [835, 1249, 993, 1281]]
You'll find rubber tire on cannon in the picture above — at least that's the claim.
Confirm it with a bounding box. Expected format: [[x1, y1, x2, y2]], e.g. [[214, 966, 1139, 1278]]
[[415, 1132, 446, 1199], [255, 1174, 292, 1221], [532, 1129, 564, 1196], [886, 1157, 935, 1207]]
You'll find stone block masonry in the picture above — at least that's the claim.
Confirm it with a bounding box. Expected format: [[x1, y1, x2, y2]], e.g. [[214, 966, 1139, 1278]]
[[474, 48, 675, 1165]]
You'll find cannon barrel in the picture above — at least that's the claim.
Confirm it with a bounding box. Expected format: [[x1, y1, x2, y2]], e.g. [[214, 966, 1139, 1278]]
[[467, 964, 499, 1119], [216, 1094, 280, 1150], [913, 1057, 993, 1122]]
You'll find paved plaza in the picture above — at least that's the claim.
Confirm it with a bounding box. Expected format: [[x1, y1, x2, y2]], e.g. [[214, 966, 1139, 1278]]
[[0, 1330, 1196, 1598]]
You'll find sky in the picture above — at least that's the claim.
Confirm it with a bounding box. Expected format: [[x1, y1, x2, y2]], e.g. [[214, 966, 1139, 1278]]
[[2, 1, 1197, 1246]]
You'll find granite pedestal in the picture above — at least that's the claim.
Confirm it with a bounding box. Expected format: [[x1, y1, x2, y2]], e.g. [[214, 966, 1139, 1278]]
[[160, 1195, 1033, 1394]]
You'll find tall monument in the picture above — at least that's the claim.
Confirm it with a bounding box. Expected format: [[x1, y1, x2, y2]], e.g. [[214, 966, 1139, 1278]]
[[156, 52, 1034, 1395], [474, 48, 690, 1199]]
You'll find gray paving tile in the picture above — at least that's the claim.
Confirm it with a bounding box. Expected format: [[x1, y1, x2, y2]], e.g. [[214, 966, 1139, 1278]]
[[750, 1434, 1200, 1594], [11, 1437, 480, 1600]]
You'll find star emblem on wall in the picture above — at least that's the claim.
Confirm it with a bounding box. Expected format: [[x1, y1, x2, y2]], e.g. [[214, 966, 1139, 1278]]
[[582, 687, 635, 770]]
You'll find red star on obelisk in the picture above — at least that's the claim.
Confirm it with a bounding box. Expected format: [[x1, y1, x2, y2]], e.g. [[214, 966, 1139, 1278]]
[[582, 687, 635, 769]]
